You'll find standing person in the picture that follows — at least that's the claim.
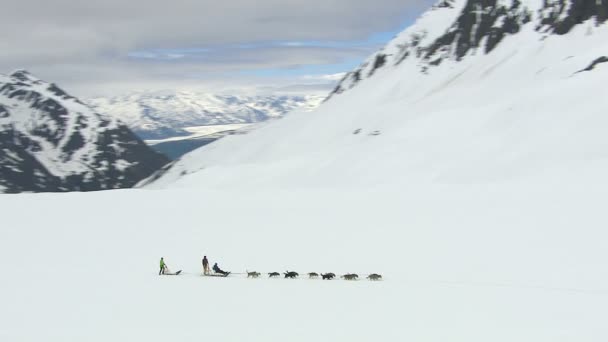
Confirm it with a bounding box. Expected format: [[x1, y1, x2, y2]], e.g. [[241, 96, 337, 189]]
[[202, 256, 210, 275], [159, 257, 166, 275]]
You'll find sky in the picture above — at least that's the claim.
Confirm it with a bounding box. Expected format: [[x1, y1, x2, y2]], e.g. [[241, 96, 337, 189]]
[[0, 0, 434, 97]]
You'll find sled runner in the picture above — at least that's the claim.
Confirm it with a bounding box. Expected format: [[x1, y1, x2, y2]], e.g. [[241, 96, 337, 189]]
[[161, 267, 182, 275], [204, 272, 230, 277]]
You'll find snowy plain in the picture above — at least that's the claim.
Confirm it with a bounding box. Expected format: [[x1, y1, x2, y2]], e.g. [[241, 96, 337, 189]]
[[1, 185, 608, 342]]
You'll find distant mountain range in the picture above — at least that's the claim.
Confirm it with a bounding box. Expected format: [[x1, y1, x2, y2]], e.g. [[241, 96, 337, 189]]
[[0, 70, 169, 193], [88, 91, 325, 140]]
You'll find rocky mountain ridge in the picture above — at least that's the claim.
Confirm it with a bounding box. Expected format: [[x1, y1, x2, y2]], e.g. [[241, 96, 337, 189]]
[[0, 70, 169, 193]]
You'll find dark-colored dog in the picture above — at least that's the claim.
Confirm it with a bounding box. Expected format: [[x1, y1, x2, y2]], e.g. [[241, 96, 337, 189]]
[[341, 273, 359, 281], [308, 272, 319, 279], [284, 271, 299, 279], [321, 273, 336, 280], [268, 272, 280, 278], [247, 271, 261, 278], [367, 274, 382, 281]]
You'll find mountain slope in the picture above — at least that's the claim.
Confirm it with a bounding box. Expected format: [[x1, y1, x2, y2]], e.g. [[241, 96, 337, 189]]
[[89, 92, 324, 140], [328, 0, 608, 97], [146, 0, 608, 189], [0, 71, 169, 193]]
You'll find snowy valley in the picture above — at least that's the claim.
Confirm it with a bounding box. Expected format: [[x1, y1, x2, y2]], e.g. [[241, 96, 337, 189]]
[[89, 91, 325, 159], [1, 0, 608, 341], [89, 91, 325, 140]]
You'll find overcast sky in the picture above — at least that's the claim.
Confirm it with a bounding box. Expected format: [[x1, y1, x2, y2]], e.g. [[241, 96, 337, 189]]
[[1, 0, 433, 97]]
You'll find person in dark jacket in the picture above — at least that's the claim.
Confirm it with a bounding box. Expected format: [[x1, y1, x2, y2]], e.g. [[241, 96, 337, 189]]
[[202, 256, 210, 275], [212, 262, 230, 276]]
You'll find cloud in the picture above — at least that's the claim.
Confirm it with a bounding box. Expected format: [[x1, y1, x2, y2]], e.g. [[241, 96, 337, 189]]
[[0, 0, 434, 96]]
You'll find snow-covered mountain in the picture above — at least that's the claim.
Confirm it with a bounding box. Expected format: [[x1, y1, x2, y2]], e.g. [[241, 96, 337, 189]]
[[328, 0, 608, 98], [89, 92, 325, 140], [0, 70, 169, 193], [147, 0, 608, 189]]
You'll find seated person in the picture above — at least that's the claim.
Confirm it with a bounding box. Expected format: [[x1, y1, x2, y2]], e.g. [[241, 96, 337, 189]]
[[212, 262, 230, 276]]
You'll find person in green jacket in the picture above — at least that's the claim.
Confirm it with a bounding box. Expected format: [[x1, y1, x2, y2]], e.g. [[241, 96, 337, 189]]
[[159, 257, 166, 275]]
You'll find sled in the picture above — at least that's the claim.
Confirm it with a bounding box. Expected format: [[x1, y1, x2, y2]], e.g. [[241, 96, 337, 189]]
[[203, 272, 230, 277], [163, 270, 182, 275], [161, 267, 182, 275]]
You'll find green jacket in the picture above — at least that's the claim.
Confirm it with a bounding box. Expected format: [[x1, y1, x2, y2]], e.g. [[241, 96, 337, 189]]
[[160, 259, 165, 268]]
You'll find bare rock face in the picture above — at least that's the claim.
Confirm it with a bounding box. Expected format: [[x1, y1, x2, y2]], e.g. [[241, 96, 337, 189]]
[[538, 0, 608, 35]]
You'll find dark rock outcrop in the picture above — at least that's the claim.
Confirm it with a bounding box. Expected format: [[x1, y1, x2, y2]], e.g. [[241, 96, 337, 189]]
[[423, 0, 531, 62], [538, 0, 608, 34], [576, 56, 608, 73]]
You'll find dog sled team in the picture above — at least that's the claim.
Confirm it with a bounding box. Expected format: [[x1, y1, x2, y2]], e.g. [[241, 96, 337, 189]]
[[160, 256, 382, 281], [260, 271, 382, 281], [249, 270, 382, 281]]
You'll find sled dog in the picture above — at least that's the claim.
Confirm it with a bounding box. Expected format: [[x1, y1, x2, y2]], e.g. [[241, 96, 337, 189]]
[[321, 273, 336, 280], [247, 271, 261, 278], [341, 273, 359, 281], [367, 274, 382, 281], [284, 271, 299, 279]]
